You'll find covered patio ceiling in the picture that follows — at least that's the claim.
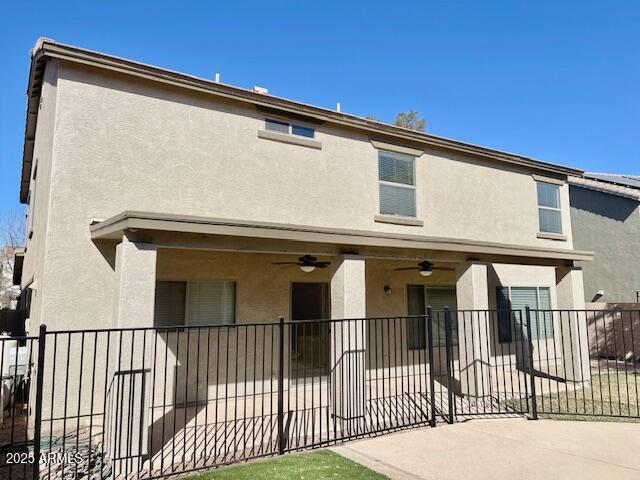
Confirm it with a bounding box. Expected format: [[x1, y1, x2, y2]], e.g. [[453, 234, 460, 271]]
[[90, 211, 594, 267]]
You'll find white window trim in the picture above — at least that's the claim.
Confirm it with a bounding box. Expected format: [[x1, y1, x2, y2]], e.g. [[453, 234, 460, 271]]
[[536, 181, 563, 235], [378, 150, 418, 219]]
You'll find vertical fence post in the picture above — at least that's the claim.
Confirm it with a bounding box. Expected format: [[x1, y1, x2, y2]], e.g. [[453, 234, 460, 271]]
[[443, 308, 455, 424], [32, 324, 47, 479], [277, 316, 285, 454], [426, 307, 436, 427], [525, 307, 538, 420]]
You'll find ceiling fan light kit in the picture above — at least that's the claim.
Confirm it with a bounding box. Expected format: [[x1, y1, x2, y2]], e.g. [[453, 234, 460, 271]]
[[274, 257, 450, 276], [272, 255, 330, 273], [394, 260, 453, 276]]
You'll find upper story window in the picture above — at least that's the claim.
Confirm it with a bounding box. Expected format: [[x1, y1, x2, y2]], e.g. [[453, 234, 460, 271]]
[[265, 118, 315, 138], [536, 181, 562, 234], [378, 150, 416, 217]]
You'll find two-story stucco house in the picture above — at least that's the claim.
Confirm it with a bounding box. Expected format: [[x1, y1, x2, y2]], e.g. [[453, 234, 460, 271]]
[[17, 38, 592, 335], [569, 173, 640, 305], [13, 39, 596, 474]]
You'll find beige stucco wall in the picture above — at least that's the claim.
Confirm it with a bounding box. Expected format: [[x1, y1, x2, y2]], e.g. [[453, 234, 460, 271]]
[[21, 60, 59, 332], [156, 250, 458, 322], [23, 60, 576, 331]]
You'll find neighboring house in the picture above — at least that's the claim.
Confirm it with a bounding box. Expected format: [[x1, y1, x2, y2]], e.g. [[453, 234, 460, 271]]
[[14, 39, 597, 472], [0, 246, 21, 309], [569, 173, 640, 304]]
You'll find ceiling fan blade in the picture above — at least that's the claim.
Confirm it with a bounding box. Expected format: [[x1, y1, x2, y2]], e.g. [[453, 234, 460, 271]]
[[315, 262, 331, 268], [272, 262, 299, 265], [394, 267, 420, 271], [432, 267, 455, 271]]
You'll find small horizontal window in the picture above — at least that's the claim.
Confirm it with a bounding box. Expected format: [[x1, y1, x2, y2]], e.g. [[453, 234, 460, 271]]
[[265, 118, 315, 138]]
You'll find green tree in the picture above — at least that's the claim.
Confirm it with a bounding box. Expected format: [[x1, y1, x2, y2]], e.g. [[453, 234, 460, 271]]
[[394, 110, 426, 131]]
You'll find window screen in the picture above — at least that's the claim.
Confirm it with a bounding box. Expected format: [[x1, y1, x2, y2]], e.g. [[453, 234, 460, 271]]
[[379, 151, 416, 217], [537, 182, 562, 234], [187, 280, 236, 326]]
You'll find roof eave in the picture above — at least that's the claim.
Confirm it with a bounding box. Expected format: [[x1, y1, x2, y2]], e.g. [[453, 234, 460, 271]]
[[91, 211, 594, 263], [20, 42, 50, 204]]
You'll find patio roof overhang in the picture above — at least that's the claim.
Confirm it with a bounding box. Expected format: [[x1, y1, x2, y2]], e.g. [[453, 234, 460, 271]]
[[90, 211, 593, 267]]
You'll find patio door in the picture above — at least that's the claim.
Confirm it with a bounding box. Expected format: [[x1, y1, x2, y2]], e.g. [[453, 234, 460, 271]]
[[290, 283, 330, 377]]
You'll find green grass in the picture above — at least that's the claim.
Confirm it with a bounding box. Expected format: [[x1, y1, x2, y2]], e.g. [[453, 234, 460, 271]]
[[507, 371, 640, 422], [184, 450, 388, 480]]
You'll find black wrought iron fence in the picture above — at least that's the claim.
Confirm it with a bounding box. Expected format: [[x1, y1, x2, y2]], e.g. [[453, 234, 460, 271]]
[[430, 309, 533, 421], [0, 309, 639, 480], [32, 317, 440, 479], [530, 309, 640, 420]]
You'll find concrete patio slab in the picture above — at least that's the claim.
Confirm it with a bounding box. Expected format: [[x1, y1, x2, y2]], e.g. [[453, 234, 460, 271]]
[[332, 418, 640, 480]]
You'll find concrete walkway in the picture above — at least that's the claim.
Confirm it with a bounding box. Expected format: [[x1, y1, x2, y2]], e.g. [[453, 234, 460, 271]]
[[332, 419, 640, 480]]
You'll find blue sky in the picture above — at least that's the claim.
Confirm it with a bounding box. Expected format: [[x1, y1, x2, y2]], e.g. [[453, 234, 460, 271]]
[[1, 1, 638, 216]]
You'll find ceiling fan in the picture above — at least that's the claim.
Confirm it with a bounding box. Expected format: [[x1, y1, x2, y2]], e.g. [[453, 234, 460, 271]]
[[394, 261, 455, 277], [273, 255, 330, 273]]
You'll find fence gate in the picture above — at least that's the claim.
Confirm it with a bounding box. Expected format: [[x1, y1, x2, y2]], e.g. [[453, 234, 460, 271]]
[[431, 308, 534, 422], [0, 334, 39, 480]]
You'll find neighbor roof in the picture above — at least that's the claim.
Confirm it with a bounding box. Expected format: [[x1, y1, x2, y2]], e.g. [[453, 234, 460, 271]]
[[569, 173, 640, 201], [584, 173, 640, 190], [19, 37, 584, 203]]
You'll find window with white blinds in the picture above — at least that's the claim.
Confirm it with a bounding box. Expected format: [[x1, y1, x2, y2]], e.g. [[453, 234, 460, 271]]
[[379, 150, 416, 217], [537, 181, 562, 234], [407, 285, 457, 348], [154, 280, 236, 327], [496, 286, 553, 342], [187, 281, 236, 326]]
